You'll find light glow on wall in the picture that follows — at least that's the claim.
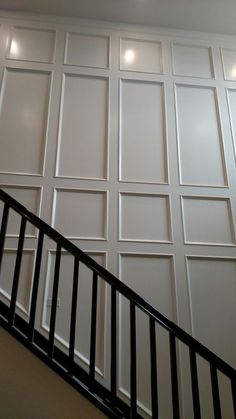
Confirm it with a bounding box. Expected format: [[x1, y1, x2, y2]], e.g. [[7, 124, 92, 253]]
[[231, 65, 236, 78], [124, 49, 135, 64], [10, 39, 19, 56]]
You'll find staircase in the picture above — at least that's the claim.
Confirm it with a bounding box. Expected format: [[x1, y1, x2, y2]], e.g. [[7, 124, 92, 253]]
[[0, 188, 235, 419]]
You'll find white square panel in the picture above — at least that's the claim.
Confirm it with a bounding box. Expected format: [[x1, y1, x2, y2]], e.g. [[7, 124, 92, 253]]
[[120, 193, 171, 242], [0, 68, 51, 175], [52, 189, 107, 240], [175, 85, 227, 186], [182, 196, 235, 245], [120, 80, 168, 184], [119, 253, 175, 314], [56, 74, 108, 180], [7, 27, 55, 63], [0, 185, 41, 237], [172, 44, 213, 78], [65, 32, 109, 68], [120, 38, 162, 73]]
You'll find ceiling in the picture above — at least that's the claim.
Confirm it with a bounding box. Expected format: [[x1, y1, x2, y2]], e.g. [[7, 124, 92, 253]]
[[0, 0, 235, 36]]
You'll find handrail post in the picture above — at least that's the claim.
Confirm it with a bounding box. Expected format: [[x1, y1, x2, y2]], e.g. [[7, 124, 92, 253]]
[[48, 243, 61, 358], [111, 287, 117, 396], [189, 348, 201, 419], [130, 301, 137, 418], [149, 317, 158, 418], [210, 364, 222, 419], [9, 216, 26, 326], [0, 203, 9, 273], [28, 230, 44, 342], [68, 256, 79, 374], [169, 333, 180, 419], [89, 271, 98, 383], [231, 377, 236, 417]]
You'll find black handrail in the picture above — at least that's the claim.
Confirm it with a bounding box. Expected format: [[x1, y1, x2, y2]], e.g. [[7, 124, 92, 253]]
[[0, 188, 236, 418]]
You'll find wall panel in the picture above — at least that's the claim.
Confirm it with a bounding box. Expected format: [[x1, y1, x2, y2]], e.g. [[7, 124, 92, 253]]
[[221, 48, 236, 81], [52, 188, 107, 240], [65, 32, 110, 68], [172, 43, 214, 78], [120, 79, 167, 184], [0, 249, 35, 318], [0, 68, 51, 175], [56, 74, 109, 180], [0, 185, 41, 237], [186, 256, 236, 366], [119, 192, 171, 242], [120, 38, 162, 73], [226, 88, 236, 160], [7, 26, 56, 63], [181, 196, 235, 245], [119, 253, 175, 418], [175, 84, 227, 186]]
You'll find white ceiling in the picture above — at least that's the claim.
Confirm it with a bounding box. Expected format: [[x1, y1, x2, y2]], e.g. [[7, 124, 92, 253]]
[[0, 0, 235, 36]]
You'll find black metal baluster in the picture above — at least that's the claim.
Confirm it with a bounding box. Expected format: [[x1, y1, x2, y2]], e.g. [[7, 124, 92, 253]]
[[9, 216, 26, 326], [149, 317, 158, 418], [48, 243, 61, 358], [169, 334, 180, 419], [231, 377, 236, 418], [189, 348, 201, 419], [0, 203, 9, 273], [28, 230, 44, 342], [89, 271, 98, 382], [210, 364, 222, 419], [130, 301, 137, 418], [68, 256, 79, 374], [111, 287, 117, 396]]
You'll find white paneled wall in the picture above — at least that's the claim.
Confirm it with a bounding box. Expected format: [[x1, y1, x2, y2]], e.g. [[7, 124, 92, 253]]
[[1, 12, 236, 418]]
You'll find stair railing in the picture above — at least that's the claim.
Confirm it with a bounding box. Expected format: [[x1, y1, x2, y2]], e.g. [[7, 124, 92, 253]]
[[0, 188, 236, 419]]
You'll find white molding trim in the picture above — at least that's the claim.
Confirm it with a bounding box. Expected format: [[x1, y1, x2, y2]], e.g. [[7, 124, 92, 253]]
[[180, 194, 236, 246], [51, 187, 109, 241], [174, 82, 229, 188], [54, 72, 110, 182], [118, 191, 173, 243], [118, 78, 169, 185]]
